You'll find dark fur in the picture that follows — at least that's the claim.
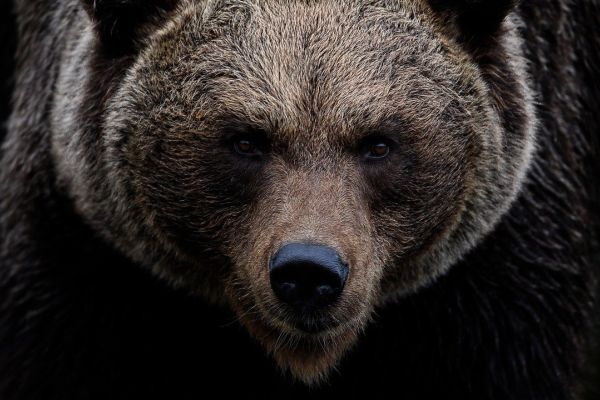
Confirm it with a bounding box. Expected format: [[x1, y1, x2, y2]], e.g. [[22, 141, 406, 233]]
[[0, 0, 598, 399], [81, 0, 178, 55], [429, 0, 518, 36]]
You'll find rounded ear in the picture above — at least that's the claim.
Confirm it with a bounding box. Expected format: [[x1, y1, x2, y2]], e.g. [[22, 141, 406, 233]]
[[428, 0, 519, 37], [81, 0, 178, 55]]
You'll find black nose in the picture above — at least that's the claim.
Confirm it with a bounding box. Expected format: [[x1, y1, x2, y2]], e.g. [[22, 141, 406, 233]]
[[269, 243, 348, 312]]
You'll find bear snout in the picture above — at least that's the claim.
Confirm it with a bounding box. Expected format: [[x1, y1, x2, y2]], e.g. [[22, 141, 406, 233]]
[[269, 243, 348, 319]]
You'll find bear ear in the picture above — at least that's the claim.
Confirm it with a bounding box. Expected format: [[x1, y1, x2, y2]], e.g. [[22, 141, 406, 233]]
[[428, 0, 518, 38], [81, 0, 178, 55]]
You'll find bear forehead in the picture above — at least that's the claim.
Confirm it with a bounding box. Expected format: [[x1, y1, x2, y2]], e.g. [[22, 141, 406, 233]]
[[126, 0, 480, 143]]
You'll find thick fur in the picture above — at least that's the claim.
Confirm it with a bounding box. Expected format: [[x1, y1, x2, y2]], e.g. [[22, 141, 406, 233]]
[[0, 0, 598, 399]]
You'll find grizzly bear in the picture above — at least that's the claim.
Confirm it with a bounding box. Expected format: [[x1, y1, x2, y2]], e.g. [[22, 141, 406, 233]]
[[0, 0, 598, 399]]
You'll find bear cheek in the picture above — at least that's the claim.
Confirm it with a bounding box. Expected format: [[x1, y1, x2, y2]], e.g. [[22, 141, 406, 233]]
[[122, 126, 261, 281], [367, 135, 471, 294]]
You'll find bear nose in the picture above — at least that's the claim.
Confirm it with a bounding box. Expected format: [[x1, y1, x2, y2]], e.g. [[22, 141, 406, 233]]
[[269, 243, 348, 312]]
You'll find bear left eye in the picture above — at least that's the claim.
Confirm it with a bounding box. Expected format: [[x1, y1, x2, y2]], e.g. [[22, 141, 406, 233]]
[[232, 136, 264, 157], [234, 139, 260, 155]]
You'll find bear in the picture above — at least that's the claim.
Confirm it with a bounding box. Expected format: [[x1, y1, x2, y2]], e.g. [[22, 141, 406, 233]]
[[0, 0, 598, 399]]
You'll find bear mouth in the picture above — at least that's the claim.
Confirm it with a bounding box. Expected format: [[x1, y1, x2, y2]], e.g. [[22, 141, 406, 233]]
[[244, 298, 355, 338], [289, 315, 339, 334], [232, 285, 360, 337], [264, 300, 353, 335]]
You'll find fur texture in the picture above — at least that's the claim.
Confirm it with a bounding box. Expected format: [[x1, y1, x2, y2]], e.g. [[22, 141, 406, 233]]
[[0, 0, 598, 398]]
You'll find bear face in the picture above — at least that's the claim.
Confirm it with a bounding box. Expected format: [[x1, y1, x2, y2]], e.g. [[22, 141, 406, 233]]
[[51, 0, 535, 383]]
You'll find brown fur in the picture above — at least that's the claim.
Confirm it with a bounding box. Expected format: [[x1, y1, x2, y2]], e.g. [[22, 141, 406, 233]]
[[42, 0, 538, 383]]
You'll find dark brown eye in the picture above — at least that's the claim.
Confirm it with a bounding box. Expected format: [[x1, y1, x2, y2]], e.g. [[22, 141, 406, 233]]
[[362, 137, 392, 160], [369, 143, 389, 158], [234, 138, 261, 156]]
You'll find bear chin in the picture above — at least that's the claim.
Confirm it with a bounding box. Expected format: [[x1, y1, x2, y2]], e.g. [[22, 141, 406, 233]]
[[239, 313, 363, 385]]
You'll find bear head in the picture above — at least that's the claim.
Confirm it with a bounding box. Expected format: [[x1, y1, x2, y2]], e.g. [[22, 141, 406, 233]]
[[51, 0, 535, 384]]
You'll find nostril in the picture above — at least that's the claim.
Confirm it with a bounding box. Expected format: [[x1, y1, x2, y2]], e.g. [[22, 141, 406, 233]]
[[316, 285, 335, 297], [269, 243, 348, 312], [272, 281, 299, 302]]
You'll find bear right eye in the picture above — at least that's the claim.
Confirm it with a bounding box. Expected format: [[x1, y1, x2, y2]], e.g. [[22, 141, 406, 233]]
[[360, 136, 395, 161]]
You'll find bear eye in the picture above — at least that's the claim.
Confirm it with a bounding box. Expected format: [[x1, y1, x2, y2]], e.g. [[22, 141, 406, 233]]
[[234, 138, 260, 156], [230, 130, 268, 158], [368, 143, 390, 158], [361, 137, 393, 160]]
